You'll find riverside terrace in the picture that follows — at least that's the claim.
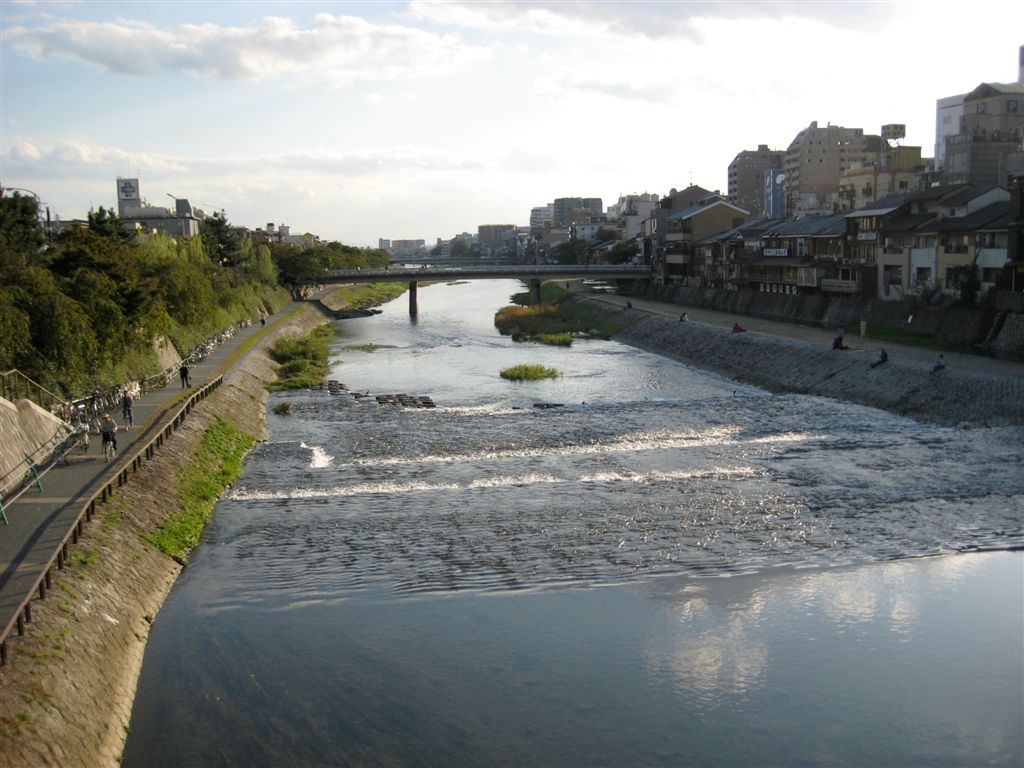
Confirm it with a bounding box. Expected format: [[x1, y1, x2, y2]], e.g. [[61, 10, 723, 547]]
[[321, 264, 653, 313]]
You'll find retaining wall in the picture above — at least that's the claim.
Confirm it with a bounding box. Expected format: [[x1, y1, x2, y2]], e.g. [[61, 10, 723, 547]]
[[635, 283, 1018, 352]]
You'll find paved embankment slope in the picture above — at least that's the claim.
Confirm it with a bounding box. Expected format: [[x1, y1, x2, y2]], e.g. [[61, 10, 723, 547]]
[[615, 312, 1024, 427], [0, 305, 326, 768]]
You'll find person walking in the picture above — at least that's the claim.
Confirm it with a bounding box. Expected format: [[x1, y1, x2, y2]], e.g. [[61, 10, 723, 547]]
[[180, 362, 191, 388]]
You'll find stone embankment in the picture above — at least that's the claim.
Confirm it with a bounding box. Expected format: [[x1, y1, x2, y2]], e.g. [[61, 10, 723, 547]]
[[0, 306, 326, 768], [616, 314, 1024, 427]]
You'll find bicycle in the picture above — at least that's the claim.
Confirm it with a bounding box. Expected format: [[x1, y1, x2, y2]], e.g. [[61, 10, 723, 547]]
[[102, 433, 116, 462]]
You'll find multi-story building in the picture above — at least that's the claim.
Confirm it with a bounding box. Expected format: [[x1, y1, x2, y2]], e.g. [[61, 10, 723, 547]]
[[529, 205, 553, 230], [115, 177, 203, 239], [936, 46, 1024, 178], [838, 144, 928, 211], [478, 224, 518, 257], [639, 185, 722, 267], [784, 122, 885, 216], [388, 239, 427, 257], [551, 197, 603, 227], [844, 183, 1010, 300], [943, 81, 1024, 186], [935, 93, 967, 170], [728, 145, 785, 217], [657, 198, 749, 283], [607, 193, 659, 241], [750, 214, 849, 296], [694, 218, 783, 288]]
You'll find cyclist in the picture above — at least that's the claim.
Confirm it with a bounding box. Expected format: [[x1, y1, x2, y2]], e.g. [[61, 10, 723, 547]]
[[100, 413, 118, 459], [121, 391, 134, 429]]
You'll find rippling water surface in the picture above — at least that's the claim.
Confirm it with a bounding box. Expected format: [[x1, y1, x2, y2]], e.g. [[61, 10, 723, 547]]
[[124, 281, 1024, 767]]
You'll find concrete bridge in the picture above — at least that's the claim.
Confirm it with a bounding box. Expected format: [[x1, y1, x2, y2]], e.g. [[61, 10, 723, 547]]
[[321, 263, 652, 314]]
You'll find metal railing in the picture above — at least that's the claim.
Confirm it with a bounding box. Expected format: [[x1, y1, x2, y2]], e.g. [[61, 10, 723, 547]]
[[0, 376, 223, 665], [0, 370, 65, 412]]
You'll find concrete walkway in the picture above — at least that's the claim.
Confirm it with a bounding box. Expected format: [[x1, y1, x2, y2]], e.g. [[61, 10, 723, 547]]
[[580, 289, 1024, 379], [0, 304, 299, 651]]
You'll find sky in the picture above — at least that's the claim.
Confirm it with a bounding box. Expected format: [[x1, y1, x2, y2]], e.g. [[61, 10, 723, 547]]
[[1, 1, 1022, 247]]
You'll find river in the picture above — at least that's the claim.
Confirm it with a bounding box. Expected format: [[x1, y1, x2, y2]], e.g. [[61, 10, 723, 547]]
[[123, 280, 1024, 767]]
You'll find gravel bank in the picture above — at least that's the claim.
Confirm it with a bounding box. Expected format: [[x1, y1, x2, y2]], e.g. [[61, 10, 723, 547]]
[[0, 306, 326, 768], [616, 314, 1024, 427]]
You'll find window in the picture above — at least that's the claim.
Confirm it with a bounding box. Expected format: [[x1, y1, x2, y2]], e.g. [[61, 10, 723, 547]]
[[976, 103, 987, 114], [1009, 100, 1019, 113]]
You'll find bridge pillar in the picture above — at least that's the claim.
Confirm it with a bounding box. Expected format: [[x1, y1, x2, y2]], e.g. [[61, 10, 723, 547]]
[[409, 281, 418, 316], [529, 278, 541, 305]]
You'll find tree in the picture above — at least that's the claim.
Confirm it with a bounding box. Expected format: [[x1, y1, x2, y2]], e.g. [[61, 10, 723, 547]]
[[86, 206, 134, 244], [450, 239, 472, 259], [0, 191, 46, 269], [604, 241, 637, 264], [271, 244, 328, 292], [200, 211, 241, 266], [551, 239, 587, 265]]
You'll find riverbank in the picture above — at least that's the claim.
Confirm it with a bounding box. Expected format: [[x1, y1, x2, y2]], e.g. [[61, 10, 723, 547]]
[[0, 305, 327, 768], [613, 310, 1024, 427]]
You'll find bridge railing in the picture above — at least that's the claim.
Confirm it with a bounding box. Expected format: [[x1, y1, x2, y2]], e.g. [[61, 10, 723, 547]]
[[324, 264, 652, 280]]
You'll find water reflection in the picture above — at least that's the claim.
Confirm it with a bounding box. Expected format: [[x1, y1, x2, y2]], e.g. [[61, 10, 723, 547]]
[[644, 553, 1008, 713]]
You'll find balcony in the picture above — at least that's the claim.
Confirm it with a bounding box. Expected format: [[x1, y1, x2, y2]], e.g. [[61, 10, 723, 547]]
[[820, 278, 860, 293]]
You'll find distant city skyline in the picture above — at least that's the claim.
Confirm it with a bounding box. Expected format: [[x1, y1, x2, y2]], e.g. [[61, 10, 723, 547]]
[[1, 1, 1021, 246]]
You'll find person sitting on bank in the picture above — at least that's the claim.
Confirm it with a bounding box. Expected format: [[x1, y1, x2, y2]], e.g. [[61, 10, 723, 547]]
[[931, 354, 946, 374], [870, 348, 888, 368], [832, 335, 848, 350], [732, 323, 746, 333], [679, 312, 688, 322]]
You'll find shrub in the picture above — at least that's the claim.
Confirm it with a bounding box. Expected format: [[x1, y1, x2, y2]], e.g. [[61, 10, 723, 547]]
[[500, 364, 561, 381]]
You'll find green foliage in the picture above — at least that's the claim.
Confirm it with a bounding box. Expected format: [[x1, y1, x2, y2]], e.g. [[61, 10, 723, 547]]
[[266, 325, 335, 391], [200, 211, 242, 267], [341, 343, 397, 352], [0, 192, 46, 268], [603, 241, 638, 264], [86, 206, 133, 244], [449, 238, 474, 259], [270, 242, 390, 289], [532, 333, 573, 347], [143, 418, 256, 563], [272, 400, 293, 415], [0, 221, 288, 395], [328, 281, 407, 309], [500, 364, 561, 381], [498, 286, 637, 341], [550, 238, 588, 264]]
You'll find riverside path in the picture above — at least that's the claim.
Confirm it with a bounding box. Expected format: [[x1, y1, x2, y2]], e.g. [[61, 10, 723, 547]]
[[0, 303, 298, 663], [581, 288, 1024, 379]]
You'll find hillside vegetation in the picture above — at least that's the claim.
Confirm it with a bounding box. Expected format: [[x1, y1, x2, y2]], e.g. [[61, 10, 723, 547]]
[[0, 194, 386, 398]]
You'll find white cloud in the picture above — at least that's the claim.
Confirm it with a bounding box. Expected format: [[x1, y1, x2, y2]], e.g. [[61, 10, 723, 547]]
[[1, 136, 495, 179], [408, 0, 898, 40], [5, 13, 493, 85]]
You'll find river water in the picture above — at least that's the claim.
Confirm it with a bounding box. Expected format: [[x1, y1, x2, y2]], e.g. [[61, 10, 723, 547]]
[[123, 280, 1024, 767]]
